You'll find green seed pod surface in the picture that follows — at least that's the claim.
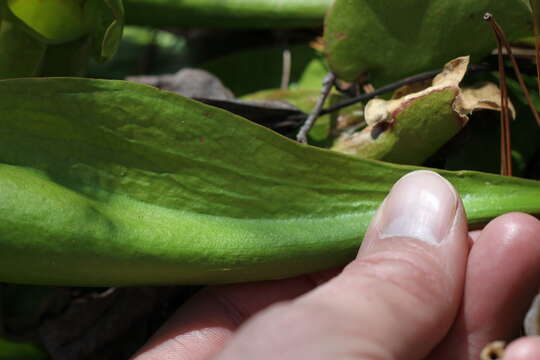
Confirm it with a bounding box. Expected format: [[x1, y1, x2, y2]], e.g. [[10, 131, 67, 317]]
[[0, 78, 538, 287]]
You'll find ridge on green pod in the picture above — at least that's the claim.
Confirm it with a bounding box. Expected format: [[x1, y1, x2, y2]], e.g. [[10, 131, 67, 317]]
[[323, 0, 532, 85]]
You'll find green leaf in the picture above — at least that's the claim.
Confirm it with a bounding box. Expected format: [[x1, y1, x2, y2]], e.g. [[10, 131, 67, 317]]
[[334, 89, 464, 163], [324, 0, 532, 84], [0, 78, 538, 286]]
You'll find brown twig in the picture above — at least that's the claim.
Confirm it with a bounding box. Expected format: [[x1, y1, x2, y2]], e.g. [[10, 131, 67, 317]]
[[485, 13, 513, 176], [296, 72, 336, 144], [484, 13, 540, 128]]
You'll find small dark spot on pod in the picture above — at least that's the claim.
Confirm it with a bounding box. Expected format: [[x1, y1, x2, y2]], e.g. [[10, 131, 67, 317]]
[[371, 121, 391, 140]]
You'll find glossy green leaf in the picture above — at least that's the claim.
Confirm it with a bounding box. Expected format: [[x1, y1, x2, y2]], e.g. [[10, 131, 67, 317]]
[[0, 78, 539, 286], [334, 89, 464, 163], [123, 0, 332, 28], [324, 0, 532, 84]]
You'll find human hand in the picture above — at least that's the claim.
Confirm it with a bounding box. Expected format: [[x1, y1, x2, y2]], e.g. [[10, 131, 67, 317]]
[[133, 170, 540, 360]]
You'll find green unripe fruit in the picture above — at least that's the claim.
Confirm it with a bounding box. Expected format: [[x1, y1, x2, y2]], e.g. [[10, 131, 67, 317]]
[[7, 0, 88, 43]]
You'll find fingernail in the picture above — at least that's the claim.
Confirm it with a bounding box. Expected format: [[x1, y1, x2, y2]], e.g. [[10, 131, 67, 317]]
[[378, 170, 458, 245]]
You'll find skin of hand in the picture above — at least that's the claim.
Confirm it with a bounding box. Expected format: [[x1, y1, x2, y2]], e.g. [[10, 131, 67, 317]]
[[133, 170, 540, 360]]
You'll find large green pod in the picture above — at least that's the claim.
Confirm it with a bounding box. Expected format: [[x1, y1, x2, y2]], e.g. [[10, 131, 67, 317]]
[[0, 78, 539, 286], [324, 0, 532, 84]]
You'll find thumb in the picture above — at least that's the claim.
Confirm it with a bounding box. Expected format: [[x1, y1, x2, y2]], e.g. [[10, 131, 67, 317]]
[[350, 170, 469, 358], [215, 170, 470, 360]]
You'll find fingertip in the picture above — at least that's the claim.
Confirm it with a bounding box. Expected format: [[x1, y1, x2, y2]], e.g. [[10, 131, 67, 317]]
[[356, 170, 469, 310], [504, 336, 540, 360], [365, 170, 460, 247], [429, 212, 540, 359], [474, 212, 540, 268], [496, 212, 540, 225], [484, 212, 540, 242]]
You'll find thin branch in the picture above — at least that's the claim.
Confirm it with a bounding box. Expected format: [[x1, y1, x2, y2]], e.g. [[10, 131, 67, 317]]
[[484, 13, 540, 128], [285, 64, 494, 128], [296, 72, 336, 144], [485, 12, 512, 176], [322, 70, 439, 115], [318, 64, 491, 116], [281, 48, 292, 90]]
